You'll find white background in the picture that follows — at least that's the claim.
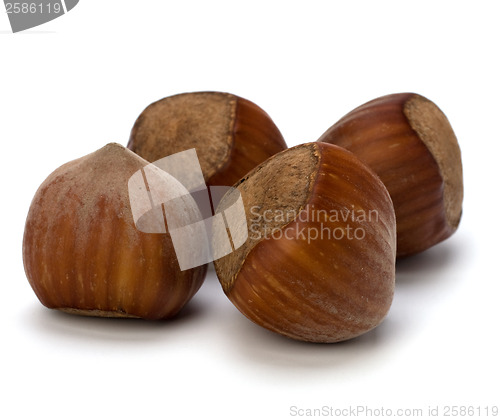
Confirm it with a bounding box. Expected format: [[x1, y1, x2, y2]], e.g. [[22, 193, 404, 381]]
[[1, 1, 499, 419]]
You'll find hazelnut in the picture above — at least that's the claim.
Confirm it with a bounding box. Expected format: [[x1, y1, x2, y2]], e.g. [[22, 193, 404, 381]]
[[317, 93, 464, 257], [128, 91, 287, 186], [214, 142, 396, 343], [22, 143, 207, 319]]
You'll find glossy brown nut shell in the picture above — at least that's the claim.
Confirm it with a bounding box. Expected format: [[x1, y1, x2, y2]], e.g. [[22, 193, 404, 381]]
[[318, 93, 463, 257], [22, 143, 207, 319], [128, 91, 287, 186], [214, 142, 396, 343]]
